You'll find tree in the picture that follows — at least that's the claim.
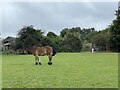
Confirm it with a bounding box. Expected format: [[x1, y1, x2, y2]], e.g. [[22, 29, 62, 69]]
[[15, 25, 44, 52], [109, 7, 120, 52], [47, 31, 58, 38], [90, 30, 109, 51], [82, 40, 92, 51], [60, 27, 81, 38], [60, 27, 82, 52], [80, 28, 96, 41], [47, 31, 62, 52], [61, 32, 82, 52]]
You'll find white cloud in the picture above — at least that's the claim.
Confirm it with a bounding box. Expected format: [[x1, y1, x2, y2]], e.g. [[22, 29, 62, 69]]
[[2, 2, 118, 37], [0, 2, 3, 37]]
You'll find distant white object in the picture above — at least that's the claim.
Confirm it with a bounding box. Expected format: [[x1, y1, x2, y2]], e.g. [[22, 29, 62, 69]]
[[92, 48, 94, 53]]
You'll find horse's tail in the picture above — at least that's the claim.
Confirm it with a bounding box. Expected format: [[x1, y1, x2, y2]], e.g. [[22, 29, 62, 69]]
[[52, 47, 56, 56]]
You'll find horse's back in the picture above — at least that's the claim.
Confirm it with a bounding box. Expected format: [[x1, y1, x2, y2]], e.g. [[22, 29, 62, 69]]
[[44, 46, 52, 55], [35, 46, 52, 56], [44, 46, 52, 50]]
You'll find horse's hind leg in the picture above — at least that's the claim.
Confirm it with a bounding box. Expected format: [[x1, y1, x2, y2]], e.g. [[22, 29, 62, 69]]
[[35, 56, 38, 65], [48, 55, 52, 65]]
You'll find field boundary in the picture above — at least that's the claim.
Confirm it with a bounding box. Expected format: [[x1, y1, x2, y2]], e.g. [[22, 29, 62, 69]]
[[1, 88, 119, 90]]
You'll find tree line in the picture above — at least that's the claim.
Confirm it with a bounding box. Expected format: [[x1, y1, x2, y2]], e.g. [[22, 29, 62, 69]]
[[3, 7, 120, 53]]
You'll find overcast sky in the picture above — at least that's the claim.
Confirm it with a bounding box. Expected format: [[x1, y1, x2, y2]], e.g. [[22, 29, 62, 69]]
[[1, 2, 118, 38]]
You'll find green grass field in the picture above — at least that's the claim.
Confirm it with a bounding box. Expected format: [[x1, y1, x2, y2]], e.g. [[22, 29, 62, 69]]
[[2, 53, 118, 88]]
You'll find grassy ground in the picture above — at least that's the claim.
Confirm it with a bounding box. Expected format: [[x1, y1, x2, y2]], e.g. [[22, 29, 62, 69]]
[[2, 53, 118, 88]]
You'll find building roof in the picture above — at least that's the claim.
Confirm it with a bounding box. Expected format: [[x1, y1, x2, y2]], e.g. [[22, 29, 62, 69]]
[[4, 36, 15, 43], [4, 43, 10, 46]]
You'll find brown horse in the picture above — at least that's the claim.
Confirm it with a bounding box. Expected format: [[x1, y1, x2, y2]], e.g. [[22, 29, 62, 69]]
[[25, 46, 56, 65]]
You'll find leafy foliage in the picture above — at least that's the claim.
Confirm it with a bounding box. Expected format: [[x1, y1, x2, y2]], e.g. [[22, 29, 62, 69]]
[[13, 7, 120, 53], [15, 25, 44, 51], [109, 9, 120, 52], [60, 27, 82, 52]]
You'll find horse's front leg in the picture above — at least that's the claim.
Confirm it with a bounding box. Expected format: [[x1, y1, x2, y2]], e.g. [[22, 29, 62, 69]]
[[35, 56, 41, 65], [48, 55, 52, 65]]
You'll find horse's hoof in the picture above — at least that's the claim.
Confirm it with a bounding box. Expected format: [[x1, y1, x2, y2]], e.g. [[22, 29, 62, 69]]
[[35, 62, 38, 65], [39, 62, 41, 65], [48, 62, 52, 65]]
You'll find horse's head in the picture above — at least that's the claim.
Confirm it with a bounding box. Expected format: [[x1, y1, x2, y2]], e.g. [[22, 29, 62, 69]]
[[52, 47, 56, 56], [24, 47, 32, 54]]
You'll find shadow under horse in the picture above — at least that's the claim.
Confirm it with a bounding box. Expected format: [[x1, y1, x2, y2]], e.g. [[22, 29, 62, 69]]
[[25, 46, 56, 65]]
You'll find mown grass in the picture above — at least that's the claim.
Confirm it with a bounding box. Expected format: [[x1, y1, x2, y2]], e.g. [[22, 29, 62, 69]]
[[2, 53, 118, 88]]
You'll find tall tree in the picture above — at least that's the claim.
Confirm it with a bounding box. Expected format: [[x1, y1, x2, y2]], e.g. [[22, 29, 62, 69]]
[[15, 25, 44, 51], [90, 30, 109, 51], [64, 33, 82, 52], [47, 31, 62, 52], [80, 28, 95, 41], [109, 6, 120, 52], [60, 27, 82, 52], [60, 27, 81, 38], [47, 31, 58, 38]]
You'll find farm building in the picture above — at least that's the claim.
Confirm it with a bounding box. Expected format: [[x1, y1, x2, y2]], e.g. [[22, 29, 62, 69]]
[[2, 36, 15, 51]]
